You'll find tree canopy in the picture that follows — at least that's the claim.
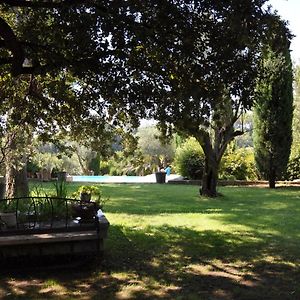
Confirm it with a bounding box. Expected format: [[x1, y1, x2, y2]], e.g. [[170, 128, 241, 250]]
[[0, 0, 290, 196]]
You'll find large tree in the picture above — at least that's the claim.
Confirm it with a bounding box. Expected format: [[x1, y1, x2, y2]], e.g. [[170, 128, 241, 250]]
[[253, 17, 293, 188], [0, 1, 285, 197], [102, 0, 276, 196], [0, 73, 36, 197], [147, 1, 273, 196]]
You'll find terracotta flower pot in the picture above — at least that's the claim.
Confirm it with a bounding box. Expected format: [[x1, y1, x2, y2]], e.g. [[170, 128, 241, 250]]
[[72, 203, 95, 222], [80, 192, 91, 202]]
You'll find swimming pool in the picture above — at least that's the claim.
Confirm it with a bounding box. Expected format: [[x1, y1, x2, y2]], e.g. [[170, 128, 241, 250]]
[[71, 174, 181, 183], [71, 174, 157, 183]]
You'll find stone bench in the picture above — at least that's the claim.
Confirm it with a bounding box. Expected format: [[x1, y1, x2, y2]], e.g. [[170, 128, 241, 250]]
[[0, 197, 110, 258]]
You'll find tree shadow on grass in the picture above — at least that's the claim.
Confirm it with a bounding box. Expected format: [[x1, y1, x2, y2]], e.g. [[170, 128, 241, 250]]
[[1, 185, 300, 299], [1, 224, 299, 299], [102, 224, 300, 299]]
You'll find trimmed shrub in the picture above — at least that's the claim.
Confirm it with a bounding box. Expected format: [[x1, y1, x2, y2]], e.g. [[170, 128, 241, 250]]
[[219, 147, 258, 180], [173, 138, 205, 179]]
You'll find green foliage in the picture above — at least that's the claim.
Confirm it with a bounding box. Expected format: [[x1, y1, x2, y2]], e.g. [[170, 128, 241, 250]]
[[219, 147, 258, 180], [88, 153, 100, 175], [173, 138, 204, 179], [0, 199, 16, 213], [30, 183, 45, 197], [73, 185, 100, 196], [0, 1, 285, 197], [53, 180, 68, 199], [99, 161, 110, 175], [151, 3, 274, 195], [32, 152, 62, 173], [292, 65, 300, 147], [31, 141, 105, 176], [59, 154, 81, 175], [136, 126, 175, 165], [27, 160, 40, 175], [106, 152, 129, 176], [253, 18, 293, 185], [104, 127, 174, 176], [286, 152, 300, 180], [72, 185, 109, 209], [106, 150, 155, 176], [234, 112, 254, 148]]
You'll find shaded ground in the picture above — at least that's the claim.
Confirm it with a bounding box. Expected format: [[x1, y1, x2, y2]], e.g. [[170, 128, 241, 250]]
[[0, 227, 299, 300], [0, 184, 300, 299]]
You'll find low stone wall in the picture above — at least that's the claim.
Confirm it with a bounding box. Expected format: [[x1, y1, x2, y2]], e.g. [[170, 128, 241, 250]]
[[0, 216, 109, 258], [167, 179, 300, 186]]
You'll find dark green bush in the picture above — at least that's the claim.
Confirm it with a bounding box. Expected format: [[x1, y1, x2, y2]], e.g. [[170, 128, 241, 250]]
[[88, 155, 100, 175], [27, 160, 40, 175], [173, 138, 205, 179], [286, 154, 300, 180]]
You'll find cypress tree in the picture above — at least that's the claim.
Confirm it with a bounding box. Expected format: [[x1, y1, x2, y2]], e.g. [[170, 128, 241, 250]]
[[253, 18, 293, 188], [292, 66, 300, 149]]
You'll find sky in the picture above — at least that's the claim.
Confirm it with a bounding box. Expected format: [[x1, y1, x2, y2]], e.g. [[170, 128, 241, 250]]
[[268, 0, 300, 63]]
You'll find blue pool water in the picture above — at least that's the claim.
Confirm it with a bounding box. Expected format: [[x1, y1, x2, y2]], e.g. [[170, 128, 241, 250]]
[[72, 175, 156, 183]]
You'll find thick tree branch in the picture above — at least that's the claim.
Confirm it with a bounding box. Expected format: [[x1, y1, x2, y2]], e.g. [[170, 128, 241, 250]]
[[0, 16, 25, 75], [1, 0, 108, 12]]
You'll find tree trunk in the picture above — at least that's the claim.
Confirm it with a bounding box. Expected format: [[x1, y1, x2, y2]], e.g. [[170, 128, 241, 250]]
[[76, 152, 90, 175], [269, 168, 276, 189], [4, 128, 30, 198], [268, 155, 276, 189], [5, 160, 29, 198], [196, 118, 238, 197], [200, 156, 219, 197]]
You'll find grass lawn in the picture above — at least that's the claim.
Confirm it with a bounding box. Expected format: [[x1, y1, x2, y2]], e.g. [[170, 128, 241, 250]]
[[1, 183, 300, 299]]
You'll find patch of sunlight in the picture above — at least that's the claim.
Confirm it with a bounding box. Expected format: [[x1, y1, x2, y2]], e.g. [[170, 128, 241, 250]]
[[224, 232, 262, 244], [5, 279, 69, 298], [43, 279, 60, 288], [39, 279, 67, 296], [114, 275, 179, 300], [185, 260, 260, 288], [169, 251, 182, 260], [261, 202, 289, 210], [106, 212, 252, 233], [6, 283, 26, 296], [7, 279, 42, 296], [262, 255, 279, 263], [251, 227, 286, 236], [113, 272, 137, 280], [149, 257, 161, 268], [261, 256, 298, 267], [129, 185, 143, 189]]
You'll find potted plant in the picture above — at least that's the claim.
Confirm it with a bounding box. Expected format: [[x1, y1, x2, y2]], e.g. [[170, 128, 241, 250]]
[[73, 185, 101, 202], [71, 185, 109, 222], [71, 201, 96, 222]]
